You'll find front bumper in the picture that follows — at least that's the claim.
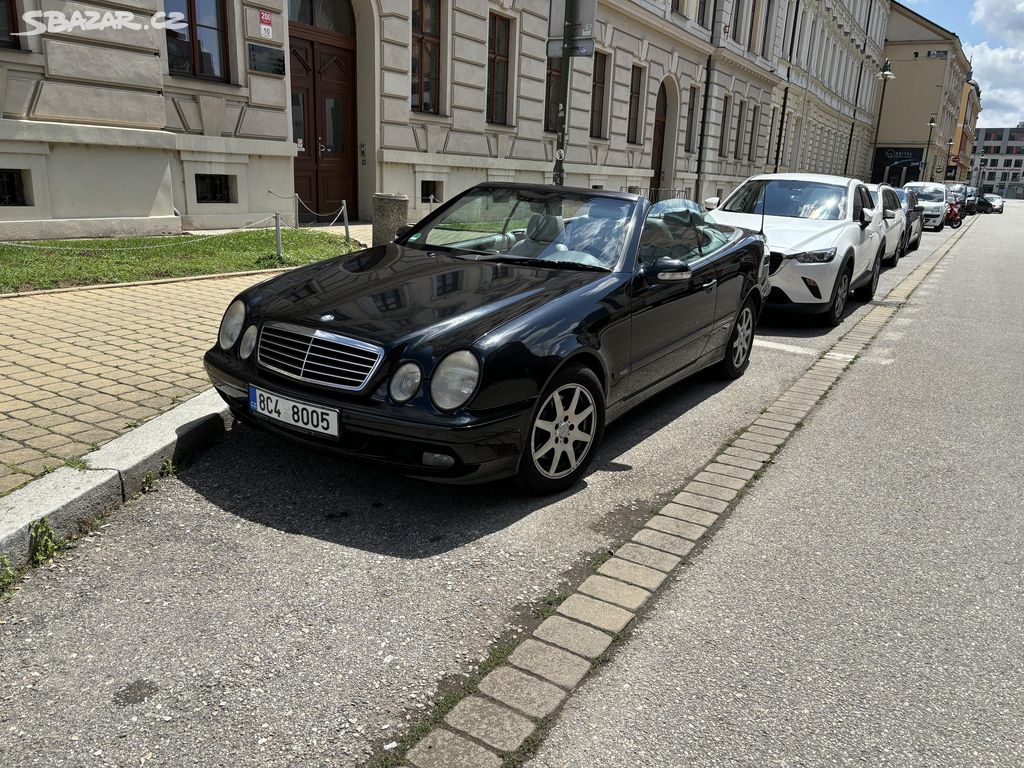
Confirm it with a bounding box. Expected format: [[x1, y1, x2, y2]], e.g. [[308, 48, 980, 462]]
[[204, 353, 530, 484], [922, 209, 946, 228], [765, 257, 843, 310]]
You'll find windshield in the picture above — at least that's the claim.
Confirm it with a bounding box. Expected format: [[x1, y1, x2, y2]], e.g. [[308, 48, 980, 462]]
[[405, 188, 635, 270], [984, 194, 1000, 201], [869, 190, 880, 206], [909, 186, 945, 203], [648, 198, 706, 218], [894, 189, 908, 204], [721, 179, 847, 220]]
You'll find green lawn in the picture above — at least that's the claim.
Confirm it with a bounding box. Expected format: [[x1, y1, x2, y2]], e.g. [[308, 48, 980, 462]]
[[0, 228, 364, 294]]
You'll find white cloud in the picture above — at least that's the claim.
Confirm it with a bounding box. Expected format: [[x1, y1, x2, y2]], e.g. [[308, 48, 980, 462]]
[[969, 0, 1024, 45], [964, 42, 1024, 127]]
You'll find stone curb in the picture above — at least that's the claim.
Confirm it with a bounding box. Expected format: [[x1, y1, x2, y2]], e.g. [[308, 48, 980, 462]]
[[401, 217, 977, 768], [0, 389, 228, 569]]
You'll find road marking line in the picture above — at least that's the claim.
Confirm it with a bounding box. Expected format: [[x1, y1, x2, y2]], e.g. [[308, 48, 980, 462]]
[[753, 339, 818, 356]]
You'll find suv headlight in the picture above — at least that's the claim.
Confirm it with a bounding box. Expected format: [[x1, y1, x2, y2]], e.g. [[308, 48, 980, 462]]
[[218, 300, 246, 350], [389, 362, 422, 403], [789, 247, 837, 264], [430, 351, 479, 411]]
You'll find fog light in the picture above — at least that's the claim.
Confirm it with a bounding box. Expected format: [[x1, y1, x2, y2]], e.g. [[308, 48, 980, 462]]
[[422, 452, 455, 468], [801, 277, 822, 300]]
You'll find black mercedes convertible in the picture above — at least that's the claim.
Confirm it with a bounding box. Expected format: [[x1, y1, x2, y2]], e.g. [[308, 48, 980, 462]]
[[204, 183, 769, 493]]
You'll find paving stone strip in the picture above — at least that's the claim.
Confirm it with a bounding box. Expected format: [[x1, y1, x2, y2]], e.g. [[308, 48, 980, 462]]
[[397, 217, 977, 768]]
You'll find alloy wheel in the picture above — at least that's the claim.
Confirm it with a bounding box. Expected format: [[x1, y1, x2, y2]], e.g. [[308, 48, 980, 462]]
[[834, 273, 850, 319], [732, 305, 754, 368], [531, 383, 596, 480]]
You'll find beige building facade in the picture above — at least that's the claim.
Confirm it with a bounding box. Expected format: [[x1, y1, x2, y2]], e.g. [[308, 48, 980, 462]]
[[1, 0, 893, 238], [872, 0, 972, 185], [949, 78, 981, 183]]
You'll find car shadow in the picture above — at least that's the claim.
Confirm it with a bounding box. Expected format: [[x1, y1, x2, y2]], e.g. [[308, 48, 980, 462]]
[[178, 372, 732, 560]]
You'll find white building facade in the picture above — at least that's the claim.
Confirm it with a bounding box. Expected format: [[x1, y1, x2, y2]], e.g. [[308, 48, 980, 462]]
[[0, 0, 891, 236]]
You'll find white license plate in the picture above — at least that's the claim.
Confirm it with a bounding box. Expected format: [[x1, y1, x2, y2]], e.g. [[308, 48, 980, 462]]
[[248, 385, 339, 437]]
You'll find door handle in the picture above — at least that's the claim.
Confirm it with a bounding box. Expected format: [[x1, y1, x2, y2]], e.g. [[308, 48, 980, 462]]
[[317, 137, 326, 157], [702, 279, 717, 292]]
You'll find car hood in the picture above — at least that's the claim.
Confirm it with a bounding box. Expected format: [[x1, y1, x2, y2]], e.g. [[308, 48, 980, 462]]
[[919, 200, 946, 211], [243, 243, 605, 353], [709, 211, 846, 253]]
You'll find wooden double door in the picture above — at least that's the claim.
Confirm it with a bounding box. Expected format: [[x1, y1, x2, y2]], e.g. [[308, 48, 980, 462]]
[[290, 33, 358, 222]]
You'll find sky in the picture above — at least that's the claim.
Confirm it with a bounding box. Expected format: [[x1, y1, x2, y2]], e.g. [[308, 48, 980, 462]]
[[903, 0, 1024, 128]]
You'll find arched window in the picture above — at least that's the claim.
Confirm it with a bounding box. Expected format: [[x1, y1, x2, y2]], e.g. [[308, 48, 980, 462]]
[[289, 0, 355, 36]]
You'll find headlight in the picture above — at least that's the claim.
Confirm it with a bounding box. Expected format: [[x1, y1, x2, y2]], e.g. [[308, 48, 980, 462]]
[[218, 300, 246, 349], [389, 362, 422, 403], [789, 247, 837, 264], [430, 351, 479, 411], [238, 325, 258, 360]]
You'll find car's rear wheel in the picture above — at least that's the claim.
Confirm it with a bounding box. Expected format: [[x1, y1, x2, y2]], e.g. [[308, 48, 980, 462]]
[[886, 236, 901, 267], [854, 249, 882, 303], [717, 297, 756, 379], [908, 229, 920, 251], [517, 365, 605, 495]]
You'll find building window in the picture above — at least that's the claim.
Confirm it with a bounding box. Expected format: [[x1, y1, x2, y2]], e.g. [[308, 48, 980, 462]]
[[411, 0, 441, 114], [486, 14, 511, 125], [685, 85, 699, 153], [627, 65, 644, 145], [748, 106, 759, 162], [590, 51, 608, 139], [436, 271, 462, 295], [1, 0, 18, 48], [0, 169, 27, 206], [1016, 159, 1023, 168], [731, 0, 744, 42], [420, 179, 442, 204], [166, 0, 229, 80], [734, 100, 745, 159], [697, 0, 709, 27], [761, 0, 774, 56], [372, 289, 403, 312], [720, 95, 732, 157], [544, 57, 561, 133], [195, 174, 235, 203]]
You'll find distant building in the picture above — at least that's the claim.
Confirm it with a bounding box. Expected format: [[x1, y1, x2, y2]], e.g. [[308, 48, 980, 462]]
[[971, 123, 1024, 198], [949, 78, 981, 183], [872, 1, 973, 186]]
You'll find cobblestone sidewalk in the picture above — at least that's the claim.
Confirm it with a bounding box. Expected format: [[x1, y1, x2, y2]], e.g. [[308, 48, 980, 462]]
[[0, 274, 283, 495]]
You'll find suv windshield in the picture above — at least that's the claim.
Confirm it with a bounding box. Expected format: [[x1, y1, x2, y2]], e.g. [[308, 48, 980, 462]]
[[721, 179, 847, 221], [406, 187, 636, 270], [910, 186, 945, 203]]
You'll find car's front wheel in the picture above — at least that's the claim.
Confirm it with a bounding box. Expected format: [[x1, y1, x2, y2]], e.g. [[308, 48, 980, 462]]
[[823, 264, 852, 327], [854, 249, 882, 303], [717, 297, 756, 379], [517, 365, 605, 495]]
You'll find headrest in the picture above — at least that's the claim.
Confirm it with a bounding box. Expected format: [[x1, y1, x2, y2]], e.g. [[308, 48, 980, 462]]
[[587, 200, 629, 219], [526, 213, 564, 242]]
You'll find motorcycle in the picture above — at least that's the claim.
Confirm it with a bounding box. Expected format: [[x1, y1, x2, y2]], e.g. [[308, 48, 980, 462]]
[[947, 195, 963, 229]]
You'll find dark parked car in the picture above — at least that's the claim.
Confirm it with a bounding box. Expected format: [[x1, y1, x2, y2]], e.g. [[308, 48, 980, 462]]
[[979, 193, 1004, 214], [205, 184, 769, 493]]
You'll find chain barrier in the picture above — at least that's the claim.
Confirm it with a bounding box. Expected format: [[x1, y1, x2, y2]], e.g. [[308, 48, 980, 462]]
[[268, 190, 350, 237]]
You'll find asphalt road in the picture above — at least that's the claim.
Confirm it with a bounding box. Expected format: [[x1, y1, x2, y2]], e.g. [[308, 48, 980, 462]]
[[529, 204, 1024, 767], [0, 221, 959, 767]]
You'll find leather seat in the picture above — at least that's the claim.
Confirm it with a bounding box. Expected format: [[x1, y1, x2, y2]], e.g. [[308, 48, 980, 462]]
[[508, 213, 565, 258]]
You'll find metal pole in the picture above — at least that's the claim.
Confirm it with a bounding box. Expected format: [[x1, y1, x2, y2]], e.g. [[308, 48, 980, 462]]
[[342, 201, 350, 240], [923, 122, 935, 181], [274, 212, 283, 259], [871, 77, 888, 182], [551, 0, 575, 186]]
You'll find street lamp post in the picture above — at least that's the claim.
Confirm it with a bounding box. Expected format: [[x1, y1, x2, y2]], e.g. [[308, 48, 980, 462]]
[[871, 59, 895, 182], [944, 140, 954, 181], [922, 114, 937, 182]]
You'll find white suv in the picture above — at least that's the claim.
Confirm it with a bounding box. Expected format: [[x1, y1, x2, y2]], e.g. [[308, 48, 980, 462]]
[[706, 174, 886, 326], [904, 182, 948, 231], [866, 183, 908, 266]]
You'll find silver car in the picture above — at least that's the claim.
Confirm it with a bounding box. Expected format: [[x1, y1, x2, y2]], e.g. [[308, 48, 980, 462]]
[[904, 182, 948, 231]]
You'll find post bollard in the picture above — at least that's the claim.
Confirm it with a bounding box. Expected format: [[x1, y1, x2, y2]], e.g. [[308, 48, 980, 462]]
[[274, 212, 283, 259], [372, 193, 410, 246]]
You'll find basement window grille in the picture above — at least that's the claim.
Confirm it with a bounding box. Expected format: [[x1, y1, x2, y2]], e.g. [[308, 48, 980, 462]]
[[195, 174, 235, 204], [0, 169, 27, 206]]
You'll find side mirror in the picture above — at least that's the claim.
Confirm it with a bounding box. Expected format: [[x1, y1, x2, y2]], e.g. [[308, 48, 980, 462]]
[[645, 256, 692, 282], [883, 209, 896, 220], [858, 207, 872, 228], [394, 225, 412, 240], [703, 196, 720, 210]]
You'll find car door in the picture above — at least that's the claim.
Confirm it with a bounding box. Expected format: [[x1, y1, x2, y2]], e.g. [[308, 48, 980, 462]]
[[881, 189, 901, 256], [700, 217, 746, 351], [852, 185, 882, 279], [627, 210, 717, 397]]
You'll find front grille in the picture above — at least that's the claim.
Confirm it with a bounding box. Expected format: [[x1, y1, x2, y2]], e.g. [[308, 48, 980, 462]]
[[257, 322, 384, 392], [769, 252, 785, 274]]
